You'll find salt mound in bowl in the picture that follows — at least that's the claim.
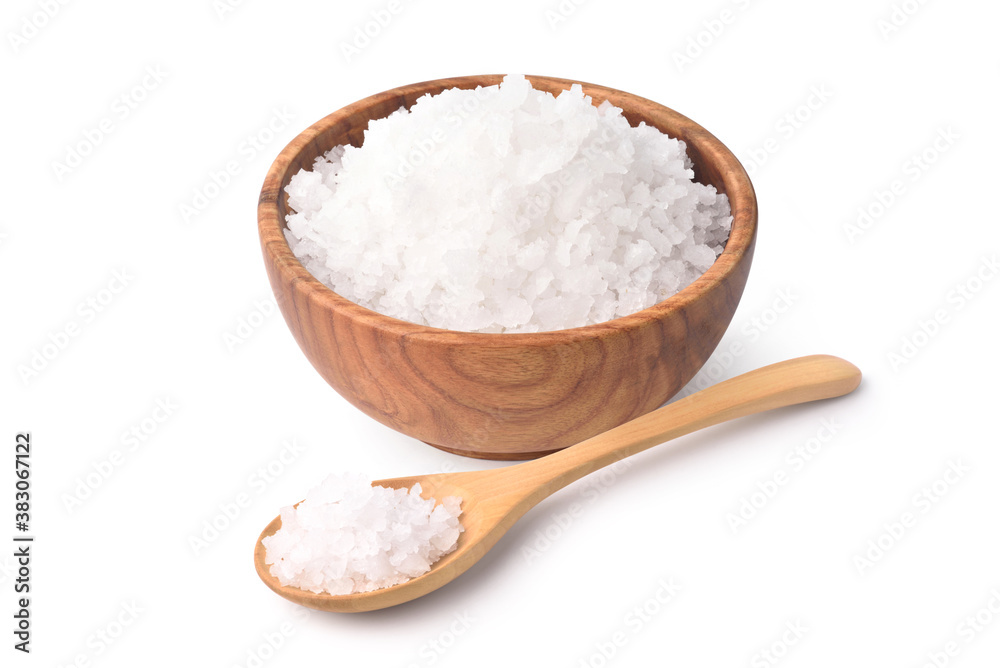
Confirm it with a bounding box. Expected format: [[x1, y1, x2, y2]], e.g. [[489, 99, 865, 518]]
[[282, 75, 733, 334], [258, 74, 757, 459]]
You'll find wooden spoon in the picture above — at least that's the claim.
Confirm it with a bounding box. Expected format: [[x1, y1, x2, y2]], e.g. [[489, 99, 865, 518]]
[[254, 354, 861, 612]]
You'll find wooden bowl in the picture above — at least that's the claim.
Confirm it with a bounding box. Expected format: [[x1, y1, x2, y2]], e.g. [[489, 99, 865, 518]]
[[258, 75, 757, 460]]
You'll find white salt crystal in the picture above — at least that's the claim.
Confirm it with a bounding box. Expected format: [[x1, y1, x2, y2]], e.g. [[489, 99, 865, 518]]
[[284, 74, 733, 333], [262, 473, 463, 595], [681, 243, 718, 272]]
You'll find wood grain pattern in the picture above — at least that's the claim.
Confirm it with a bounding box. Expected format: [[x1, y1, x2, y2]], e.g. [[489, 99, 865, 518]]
[[254, 355, 862, 612], [257, 75, 758, 459]]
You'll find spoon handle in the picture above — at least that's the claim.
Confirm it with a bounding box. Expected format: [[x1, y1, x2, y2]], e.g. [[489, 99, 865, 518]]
[[517, 355, 861, 497]]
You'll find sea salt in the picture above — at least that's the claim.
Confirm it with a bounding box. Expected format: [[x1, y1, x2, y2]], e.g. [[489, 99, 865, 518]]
[[284, 74, 732, 332], [262, 473, 463, 595]]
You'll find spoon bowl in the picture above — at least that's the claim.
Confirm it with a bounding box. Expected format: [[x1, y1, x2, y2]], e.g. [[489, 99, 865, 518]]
[[255, 471, 529, 612], [255, 355, 861, 612]]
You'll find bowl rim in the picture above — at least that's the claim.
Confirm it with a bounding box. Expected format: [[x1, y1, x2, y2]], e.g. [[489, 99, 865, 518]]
[[258, 74, 757, 345]]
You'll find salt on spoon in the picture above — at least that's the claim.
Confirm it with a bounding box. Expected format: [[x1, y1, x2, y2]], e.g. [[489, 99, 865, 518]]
[[262, 473, 462, 595]]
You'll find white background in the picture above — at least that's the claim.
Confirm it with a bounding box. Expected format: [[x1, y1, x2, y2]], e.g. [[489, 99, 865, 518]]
[[4, 0, 999, 666]]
